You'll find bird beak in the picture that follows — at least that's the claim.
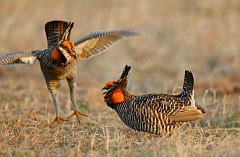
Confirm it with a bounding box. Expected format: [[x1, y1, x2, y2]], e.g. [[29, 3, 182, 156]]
[[102, 86, 110, 90], [102, 84, 117, 94]]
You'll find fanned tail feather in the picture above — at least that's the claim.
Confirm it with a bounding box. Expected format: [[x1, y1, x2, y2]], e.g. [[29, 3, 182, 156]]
[[45, 20, 71, 47], [181, 70, 194, 98]]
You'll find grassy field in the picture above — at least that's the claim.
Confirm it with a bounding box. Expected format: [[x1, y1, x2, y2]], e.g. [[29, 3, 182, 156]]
[[0, 0, 239, 156]]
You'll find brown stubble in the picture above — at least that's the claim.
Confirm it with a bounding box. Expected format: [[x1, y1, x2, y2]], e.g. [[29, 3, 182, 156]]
[[0, 0, 240, 156]]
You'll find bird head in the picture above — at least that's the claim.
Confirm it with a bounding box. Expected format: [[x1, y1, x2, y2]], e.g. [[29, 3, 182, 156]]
[[50, 21, 77, 66], [50, 40, 76, 66], [59, 40, 76, 58], [59, 22, 76, 58], [102, 65, 131, 106]]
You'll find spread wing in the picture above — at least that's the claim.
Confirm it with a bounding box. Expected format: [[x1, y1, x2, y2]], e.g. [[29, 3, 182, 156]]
[[74, 29, 139, 59], [45, 20, 73, 48], [0, 50, 41, 65]]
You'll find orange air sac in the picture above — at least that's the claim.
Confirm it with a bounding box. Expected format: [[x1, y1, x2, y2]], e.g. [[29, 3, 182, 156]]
[[112, 88, 125, 103]]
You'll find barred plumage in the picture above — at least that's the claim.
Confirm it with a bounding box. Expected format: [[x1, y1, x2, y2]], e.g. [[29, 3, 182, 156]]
[[45, 20, 73, 48], [0, 20, 138, 125], [74, 28, 139, 59], [102, 65, 205, 135], [0, 50, 40, 64]]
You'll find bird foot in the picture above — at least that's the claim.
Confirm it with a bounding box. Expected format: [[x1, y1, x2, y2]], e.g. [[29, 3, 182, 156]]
[[50, 116, 68, 126], [67, 109, 88, 124]]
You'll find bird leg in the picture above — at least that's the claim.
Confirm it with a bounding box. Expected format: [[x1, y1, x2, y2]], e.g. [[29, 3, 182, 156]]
[[47, 80, 68, 126], [67, 77, 88, 124]]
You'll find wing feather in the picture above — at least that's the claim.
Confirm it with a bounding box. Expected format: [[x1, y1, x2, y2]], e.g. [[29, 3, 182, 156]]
[[169, 106, 204, 122], [74, 29, 139, 59], [0, 50, 40, 65]]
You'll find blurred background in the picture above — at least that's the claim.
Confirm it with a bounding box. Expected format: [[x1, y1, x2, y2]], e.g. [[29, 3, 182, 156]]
[[0, 0, 239, 122]]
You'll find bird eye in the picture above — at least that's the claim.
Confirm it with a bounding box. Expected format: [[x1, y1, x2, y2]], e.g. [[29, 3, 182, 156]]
[[60, 44, 67, 49]]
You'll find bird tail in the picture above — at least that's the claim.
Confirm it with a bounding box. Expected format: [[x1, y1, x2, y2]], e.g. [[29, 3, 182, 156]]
[[180, 70, 194, 99], [45, 20, 69, 39], [45, 20, 73, 47]]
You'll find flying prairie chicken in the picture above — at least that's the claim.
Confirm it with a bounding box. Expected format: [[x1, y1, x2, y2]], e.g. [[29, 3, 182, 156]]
[[102, 65, 205, 136], [0, 20, 138, 125]]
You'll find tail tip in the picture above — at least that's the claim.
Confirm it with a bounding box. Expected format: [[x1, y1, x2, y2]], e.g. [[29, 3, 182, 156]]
[[181, 70, 194, 97]]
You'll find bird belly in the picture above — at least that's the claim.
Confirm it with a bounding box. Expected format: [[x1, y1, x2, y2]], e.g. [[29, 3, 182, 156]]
[[40, 62, 75, 80], [115, 105, 184, 136]]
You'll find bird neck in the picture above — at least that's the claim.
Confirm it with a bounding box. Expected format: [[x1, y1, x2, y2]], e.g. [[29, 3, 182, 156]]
[[50, 48, 66, 66], [50, 47, 75, 66], [104, 88, 132, 109], [112, 88, 125, 103]]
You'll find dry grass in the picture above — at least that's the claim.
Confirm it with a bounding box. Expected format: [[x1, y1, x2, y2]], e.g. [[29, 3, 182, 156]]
[[0, 0, 239, 156]]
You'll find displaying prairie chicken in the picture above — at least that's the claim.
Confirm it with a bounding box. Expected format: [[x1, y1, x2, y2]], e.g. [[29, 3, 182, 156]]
[[0, 20, 138, 125], [102, 65, 205, 135]]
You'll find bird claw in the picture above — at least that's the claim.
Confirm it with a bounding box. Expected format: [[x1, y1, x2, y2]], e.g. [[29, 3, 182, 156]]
[[50, 116, 68, 127], [67, 109, 88, 124]]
